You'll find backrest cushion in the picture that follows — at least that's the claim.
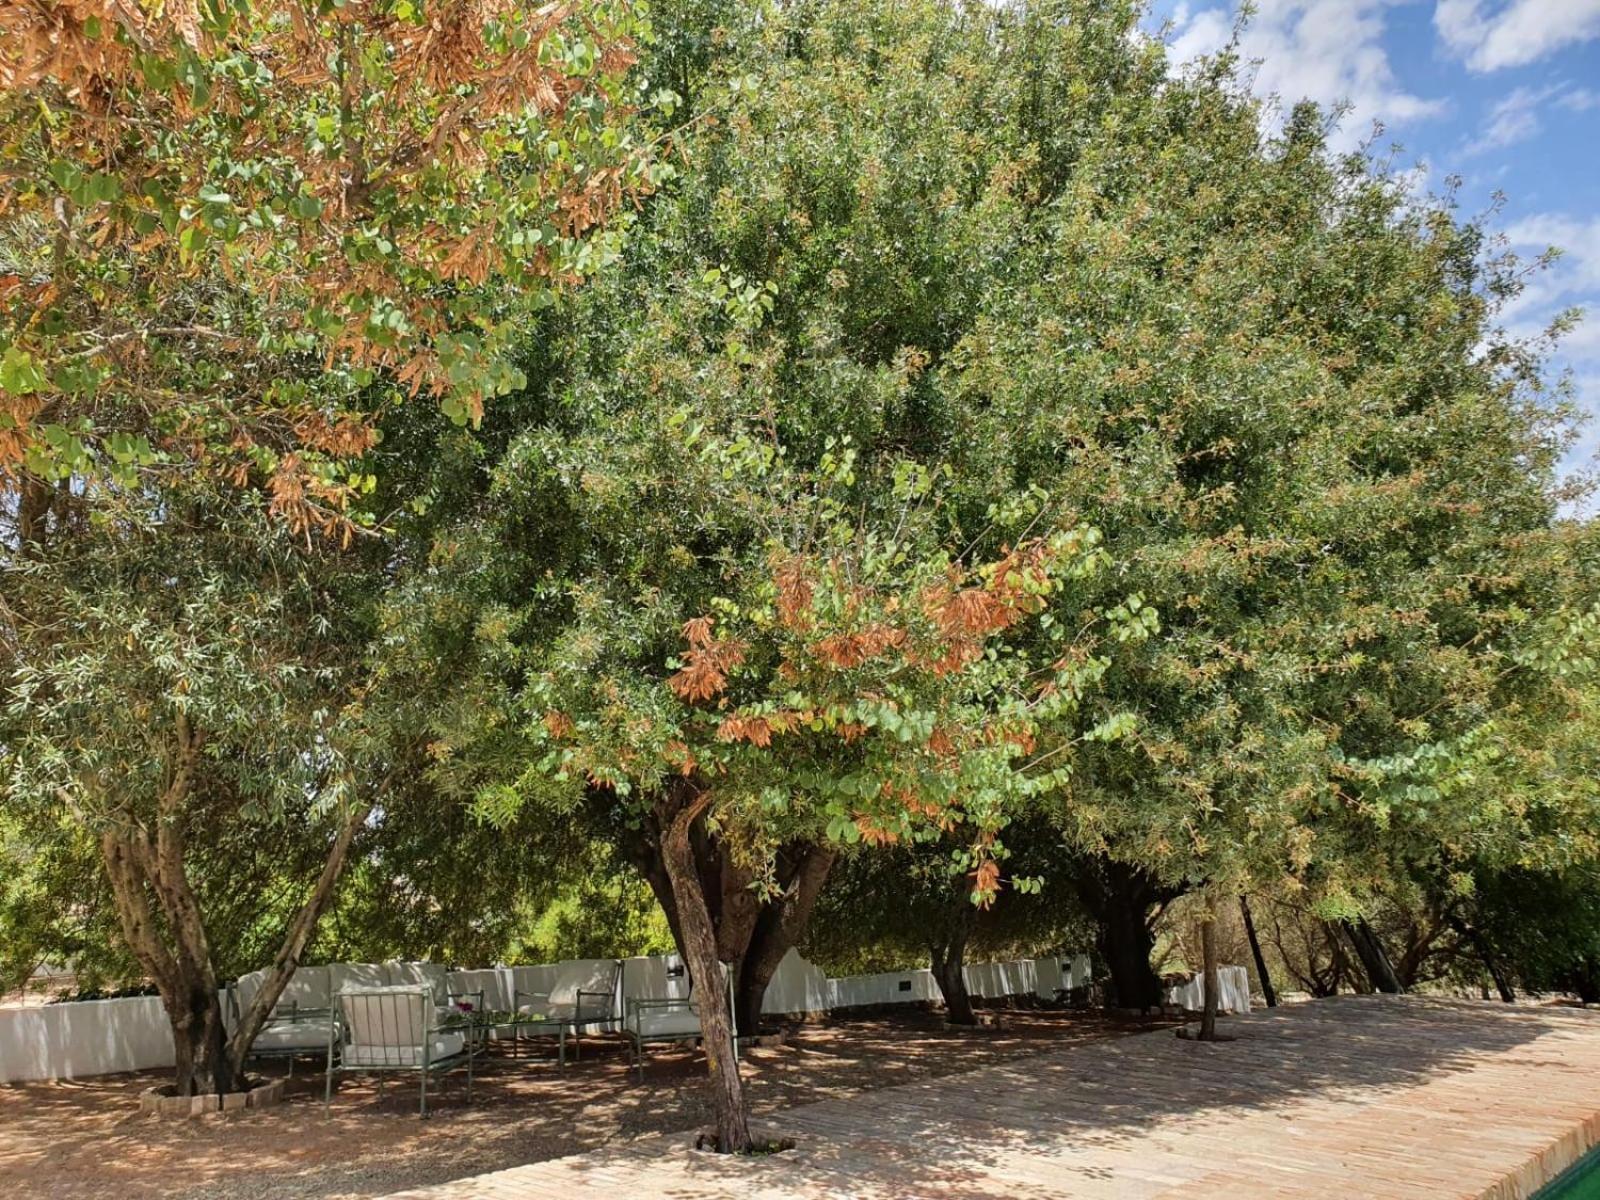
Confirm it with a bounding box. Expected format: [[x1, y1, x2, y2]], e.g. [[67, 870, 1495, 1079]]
[[547, 959, 619, 1007], [340, 986, 428, 1047], [277, 965, 331, 1011]]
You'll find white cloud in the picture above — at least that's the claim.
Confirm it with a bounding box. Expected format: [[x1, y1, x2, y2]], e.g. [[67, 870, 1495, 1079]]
[[1461, 81, 1596, 154], [1167, 1, 1448, 151], [1462, 84, 1560, 153], [1556, 87, 1600, 111], [1500, 214, 1600, 365], [1435, 0, 1600, 72]]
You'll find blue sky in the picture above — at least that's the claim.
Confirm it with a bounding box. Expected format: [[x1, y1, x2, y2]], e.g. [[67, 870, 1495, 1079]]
[[1147, 0, 1600, 507]]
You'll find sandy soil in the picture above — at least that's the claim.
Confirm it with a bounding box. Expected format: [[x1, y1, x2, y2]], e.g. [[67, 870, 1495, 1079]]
[[0, 1008, 1172, 1200]]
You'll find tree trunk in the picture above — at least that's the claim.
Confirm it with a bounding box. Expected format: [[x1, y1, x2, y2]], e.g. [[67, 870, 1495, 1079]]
[[225, 798, 375, 1079], [1239, 895, 1277, 1008], [1074, 857, 1174, 1012], [1450, 918, 1514, 1004], [625, 797, 834, 1040], [1197, 915, 1220, 1041], [929, 890, 978, 1026], [1565, 957, 1599, 1005], [98, 716, 381, 1094], [732, 845, 836, 1035], [100, 827, 236, 1096], [931, 943, 976, 1025], [658, 784, 752, 1154], [1340, 917, 1404, 994]]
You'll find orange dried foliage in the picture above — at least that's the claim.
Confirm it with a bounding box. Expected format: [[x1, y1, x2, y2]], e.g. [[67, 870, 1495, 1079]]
[[662, 740, 697, 777], [774, 558, 815, 631], [809, 623, 907, 669], [543, 711, 575, 739], [668, 617, 747, 703], [853, 816, 899, 846], [973, 859, 1001, 896]]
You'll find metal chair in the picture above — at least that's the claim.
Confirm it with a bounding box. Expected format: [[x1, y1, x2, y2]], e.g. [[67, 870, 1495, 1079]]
[[324, 985, 476, 1117]]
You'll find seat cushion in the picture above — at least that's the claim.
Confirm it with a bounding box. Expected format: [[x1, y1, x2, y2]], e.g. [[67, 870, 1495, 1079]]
[[343, 1032, 465, 1067], [631, 1007, 703, 1038], [254, 1018, 334, 1051], [516, 1000, 577, 1021]]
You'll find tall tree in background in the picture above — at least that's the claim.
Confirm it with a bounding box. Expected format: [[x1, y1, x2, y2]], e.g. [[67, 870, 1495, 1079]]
[[1, 488, 392, 1096], [0, 0, 655, 1096]]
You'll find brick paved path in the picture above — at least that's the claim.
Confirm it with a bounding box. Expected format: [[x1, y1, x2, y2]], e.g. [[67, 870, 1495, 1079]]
[[384, 996, 1600, 1200]]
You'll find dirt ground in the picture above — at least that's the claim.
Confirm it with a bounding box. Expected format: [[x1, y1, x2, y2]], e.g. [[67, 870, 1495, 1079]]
[[0, 1008, 1172, 1200]]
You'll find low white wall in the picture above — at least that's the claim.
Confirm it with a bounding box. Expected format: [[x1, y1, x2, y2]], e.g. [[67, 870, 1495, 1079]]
[[3, 948, 1094, 1083], [762, 949, 830, 1015], [1166, 965, 1251, 1014], [0, 996, 175, 1083]]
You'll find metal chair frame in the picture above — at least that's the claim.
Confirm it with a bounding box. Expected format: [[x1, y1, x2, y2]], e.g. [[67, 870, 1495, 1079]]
[[323, 986, 477, 1117]]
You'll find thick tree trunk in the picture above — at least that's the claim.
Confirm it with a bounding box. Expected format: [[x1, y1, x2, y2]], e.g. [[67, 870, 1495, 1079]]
[[627, 799, 834, 1039], [930, 942, 976, 1025], [1197, 915, 1220, 1041], [1074, 857, 1175, 1012], [97, 719, 240, 1096], [99, 718, 381, 1094], [929, 886, 978, 1025], [658, 784, 752, 1154], [1239, 895, 1277, 1008], [1341, 917, 1404, 994], [732, 845, 836, 1035], [101, 827, 237, 1095]]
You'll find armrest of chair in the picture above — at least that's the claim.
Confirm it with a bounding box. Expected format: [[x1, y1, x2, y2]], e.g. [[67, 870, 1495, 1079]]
[[624, 995, 696, 1031], [576, 987, 618, 1025]]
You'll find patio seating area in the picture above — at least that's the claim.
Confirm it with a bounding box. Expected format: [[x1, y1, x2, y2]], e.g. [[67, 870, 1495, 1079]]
[[0, 1006, 1159, 1200]]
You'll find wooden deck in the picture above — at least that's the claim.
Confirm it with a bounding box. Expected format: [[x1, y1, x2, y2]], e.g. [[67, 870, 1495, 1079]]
[[384, 996, 1600, 1200]]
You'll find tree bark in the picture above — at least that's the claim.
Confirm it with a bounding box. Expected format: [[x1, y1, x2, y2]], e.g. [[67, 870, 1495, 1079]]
[[97, 719, 239, 1096], [929, 888, 978, 1025], [1239, 895, 1277, 1007], [99, 717, 381, 1094], [1340, 917, 1405, 994], [225, 798, 375, 1079], [1073, 856, 1176, 1012], [1197, 914, 1220, 1041], [625, 797, 834, 1038], [658, 783, 752, 1154], [1449, 917, 1514, 1004], [733, 845, 836, 1035]]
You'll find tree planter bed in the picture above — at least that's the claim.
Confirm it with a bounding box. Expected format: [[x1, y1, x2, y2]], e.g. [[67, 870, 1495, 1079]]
[[139, 1076, 286, 1118]]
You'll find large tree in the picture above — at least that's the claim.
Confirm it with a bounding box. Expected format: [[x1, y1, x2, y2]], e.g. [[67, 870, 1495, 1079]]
[[1, 486, 401, 1095]]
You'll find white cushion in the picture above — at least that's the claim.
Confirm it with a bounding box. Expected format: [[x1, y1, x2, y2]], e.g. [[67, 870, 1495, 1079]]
[[277, 965, 331, 1010], [254, 1017, 334, 1051], [388, 961, 450, 1006], [338, 985, 430, 1047], [631, 1007, 702, 1038], [343, 1032, 465, 1067], [330, 962, 391, 995]]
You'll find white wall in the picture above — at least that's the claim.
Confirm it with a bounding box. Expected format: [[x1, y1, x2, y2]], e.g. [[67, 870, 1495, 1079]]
[[0, 996, 175, 1083], [1166, 965, 1251, 1015], [761, 949, 831, 1015], [3, 949, 1094, 1083]]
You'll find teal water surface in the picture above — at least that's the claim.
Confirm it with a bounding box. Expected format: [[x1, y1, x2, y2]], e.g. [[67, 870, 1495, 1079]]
[[1537, 1146, 1600, 1200]]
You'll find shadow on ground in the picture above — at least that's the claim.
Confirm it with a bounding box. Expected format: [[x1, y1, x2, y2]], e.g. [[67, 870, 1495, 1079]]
[[0, 1007, 1167, 1200]]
